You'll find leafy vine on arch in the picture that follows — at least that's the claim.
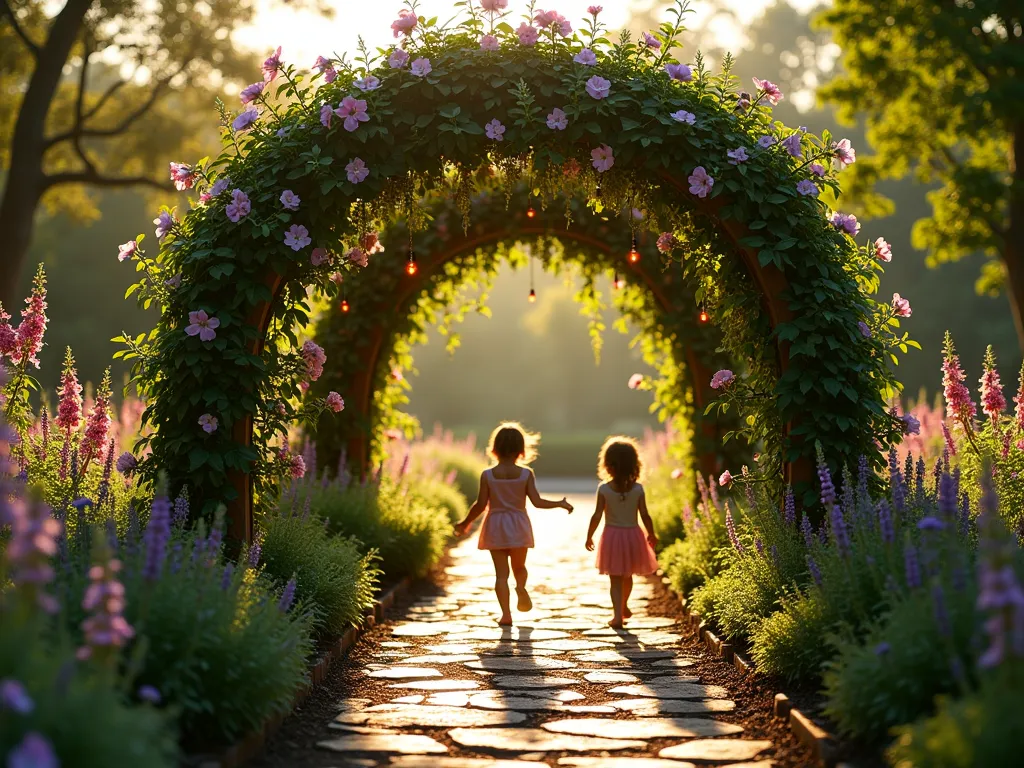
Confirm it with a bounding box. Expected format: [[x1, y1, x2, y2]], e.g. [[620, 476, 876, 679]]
[[118, 1, 913, 541]]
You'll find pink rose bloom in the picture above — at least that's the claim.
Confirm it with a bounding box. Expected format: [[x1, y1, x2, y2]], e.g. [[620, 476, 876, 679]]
[[641, 31, 661, 49], [347, 247, 368, 267], [588, 5, 603, 14], [719, 470, 733, 486], [360, 231, 384, 254], [232, 108, 259, 131], [671, 468, 684, 480], [392, 10, 417, 38], [591, 144, 614, 172], [782, 133, 802, 157], [710, 369, 735, 389], [324, 66, 338, 83], [280, 190, 300, 210], [874, 237, 892, 262], [168, 162, 194, 190], [284, 224, 311, 251], [117, 240, 137, 262], [154, 210, 175, 240], [517, 23, 539, 46], [320, 102, 334, 128], [656, 232, 677, 253], [810, 162, 827, 177], [832, 138, 856, 169], [485, 118, 506, 140], [534, 9, 556, 27], [671, 109, 696, 124], [546, 108, 568, 130], [752, 77, 783, 105], [665, 63, 692, 81], [573, 48, 597, 66], [796, 179, 819, 197], [480, 34, 499, 51], [346, 157, 369, 183], [727, 147, 748, 165], [688, 166, 714, 198], [198, 413, 218, 434], [900, 413, 921, 435], [627, 373, 644, 390], [892, 293, 912, 318], [185, 310, 220, 342], [301, 340, 326, 381], [262, 46, 282, 81], [310, 248, 330, 266], [240, 81, 265, 105], [355, 75, 380, 92], [326, 391, 345, 413], [225, 189, 251, 222], [388, 48, 410, 69], [334, 96, 369, 132], [410, 57, 432, 77], [550, 13, 572, 36], [312, 55, 332, 73], [585, 75, 611, 99], [480, 0, 509, 12]]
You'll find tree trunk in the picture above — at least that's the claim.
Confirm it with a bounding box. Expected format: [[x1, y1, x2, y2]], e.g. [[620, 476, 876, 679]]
[[0, 0, 94, 305], [1005, 123, 1024, 352]]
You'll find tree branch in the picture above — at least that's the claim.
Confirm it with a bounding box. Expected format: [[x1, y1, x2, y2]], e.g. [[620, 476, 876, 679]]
[[2, 0, 40, 59], [82, 77, 128, 122], [42, 169, 167, 192], [71, 36, 97, 178]]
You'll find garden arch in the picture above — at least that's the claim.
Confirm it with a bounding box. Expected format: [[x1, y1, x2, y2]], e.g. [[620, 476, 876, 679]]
[[308, 186, 737, 482], [125, 9, 905, 543]]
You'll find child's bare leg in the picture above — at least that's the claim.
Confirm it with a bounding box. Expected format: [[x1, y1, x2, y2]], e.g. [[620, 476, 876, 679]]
[[490, 550, 512, 625], [622, 574, 634, 619], [608, 575, 624, 628], [510, 547, 532, 612]]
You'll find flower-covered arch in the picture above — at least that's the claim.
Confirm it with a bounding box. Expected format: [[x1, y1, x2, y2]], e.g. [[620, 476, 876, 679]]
[[122, 2, 911, 543]]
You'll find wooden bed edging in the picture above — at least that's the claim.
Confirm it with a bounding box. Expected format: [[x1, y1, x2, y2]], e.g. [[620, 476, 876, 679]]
[[660, 574, 841, 768]]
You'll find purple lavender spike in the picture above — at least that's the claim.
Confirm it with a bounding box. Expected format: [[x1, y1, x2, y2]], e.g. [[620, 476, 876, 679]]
[[877, 500, 894, 544], [801, 514, 814, 548], [904, 542, 921, 589], [784, 487, 796, 527], [830, 505, 850, 557], [938, 472, 957, 519], [142, 496, 171, 581], [915, 458, 925, 505], [931, 583, 951, 637], [959, 493, 971, 536], [807, 555, 822, 586], [221, 563, 234, 591], [278, 577, 297, 612], [817, 455, 836, 509]]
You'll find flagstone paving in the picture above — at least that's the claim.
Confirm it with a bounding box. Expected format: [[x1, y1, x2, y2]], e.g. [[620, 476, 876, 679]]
[[253, 492, 805, 767]]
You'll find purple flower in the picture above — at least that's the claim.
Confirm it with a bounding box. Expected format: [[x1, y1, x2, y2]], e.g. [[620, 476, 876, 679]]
[[757, 135, 776, 149], [670, 110, 696, 125], [546, 108, 568, 130], [585, 76, 611, 100], [138, 685, 161, 704], [874, 641, 891, 656], [727, 147, 748, 165], [410, 57, 432, 77], [388, 48, 409, 69], [278, 577, 297, 612], [858, 321, 871, 338], [185, 310, 220, 342], [345, 157, 369, 184], [725, 502, 743, 554], [901, 413, 921, 435], [810, 162, 827, 177], [480, 34, 500, 51], [688, 166, 713, 198], [665, 63, 692, 82], [784, 488, 796, 527], [641, 31, 661, 49], [807, 555, 822, 586], [310, 247, 330, 266], [830, 211, 861, 235], [801, 514, 814, 548], [240, 81, 265, 105], [932, 583, 951, 637], [320, 102, 334, 128], [905, 542, 921, 589], [832, 138, 856, 169], [248, 533, 263, 568], [1, 679, 34, 713], [115, 452, 137, 477], [354, 75, 380, 92], [225, 189, 251, 222], [796, 179, 819, 197], [918, 516, 946, 532], [818, 456, 837, 509], [232, 108, 260, 132], [574, 49, 597, 66], [117, 240, 138, 262], [591, 144, 614, 172], [142, 495, 171, 581], [221, 563, 234, 591], [284, 224, 311, 251], [485, 118, 506, 141], [830, 505, 850, 557], [154, 210, 175, 240], [7, 732, 58, 768], [877, 500, 894, 544], [334, 96, 369, 132], [198, 413, 218, 434], [262, 46, 282, 82], [781, 133, 802, 157], [279, 190, 300, 211], [77, 557, 134, 661], [516, 22, 539, 46], [710, 369, 735, 389], [210, 178, 230, 197]]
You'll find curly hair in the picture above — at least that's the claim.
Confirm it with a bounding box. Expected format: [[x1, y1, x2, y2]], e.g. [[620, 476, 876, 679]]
[[487, 421, 539, 464], [598, 436, 642, 490]]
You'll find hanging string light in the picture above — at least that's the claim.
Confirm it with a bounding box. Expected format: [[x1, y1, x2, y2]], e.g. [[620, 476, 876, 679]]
[[699, 300, 710, 323], [627, 234, 640, 264], [613, 272, 624, 290], [528, 253, 537, 302], [340, 298, 351, 313], [405, 184, 417, 276], [526, 205, 537, 219]]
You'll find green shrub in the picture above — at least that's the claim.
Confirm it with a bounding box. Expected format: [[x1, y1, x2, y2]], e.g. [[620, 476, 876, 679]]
[[258, 509, 381, 639], [307, 480, 451, 579], [823, 584, 977, 743], [749, 588, 830, 683], [656, 476, 728, 597], [886, 674, 1024, 768], [409, 477, 469, 524], [406, 437, 486, 501]]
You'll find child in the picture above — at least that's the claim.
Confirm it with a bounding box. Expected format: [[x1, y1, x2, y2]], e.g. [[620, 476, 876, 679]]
[[454, 422, 573, 626], [585, 436, 659, 628]]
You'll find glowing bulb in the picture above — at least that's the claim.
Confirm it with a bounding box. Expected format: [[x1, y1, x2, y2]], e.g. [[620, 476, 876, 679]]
[[613, 273, 623, 290], [528, 289, 537, 303], [699, 310, 710, 323], [340, 299, 350, 313], [526, 206, 536, 219], [628, 248, 640, 264], [406, 251, 418, 276]]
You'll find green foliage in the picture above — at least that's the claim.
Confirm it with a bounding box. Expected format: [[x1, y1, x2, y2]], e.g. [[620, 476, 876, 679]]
[[823, 585, 978, 744], [257, 508, 381, 639], [818, 1, 1023, 326], [409, 477, 469, 524], [122, 3, 907, 519], [748, 587, 829, 682], [0, 609, 178, 767], [306, 480, 451, 580], [886, 673, 1024, 768], [656, 475, 728, 596]]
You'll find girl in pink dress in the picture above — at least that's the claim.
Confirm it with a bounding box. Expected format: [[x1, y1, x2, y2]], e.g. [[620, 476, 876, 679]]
[[454, 422, 574, 626], [585, 436, 659, 628]]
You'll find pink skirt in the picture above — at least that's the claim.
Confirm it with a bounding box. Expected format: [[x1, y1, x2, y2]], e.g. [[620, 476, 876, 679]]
[[596, 525, 659, 576], [478, 509, 534, 550]]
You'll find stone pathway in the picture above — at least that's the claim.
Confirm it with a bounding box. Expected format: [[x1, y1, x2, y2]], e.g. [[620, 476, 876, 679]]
[[300, 493, 779, 767]]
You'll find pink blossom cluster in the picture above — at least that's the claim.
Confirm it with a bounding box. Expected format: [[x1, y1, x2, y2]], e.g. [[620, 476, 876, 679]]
[[77, 557, 135, 662], [168, 162, 195, 190], [392, 9, 417, 37], [326, 391, 345, 413], [534, 9, 572, 36], [688, 166, 713, 198], [55, 350, 83, 433], [710, 369, 735, 389], [262, 46, 283, 81], [301, 340, 326, 381], [752, 77, 783, 105], [656, 232, 678, 253], [4, 493, 62, 614], [980, 346, 1006, 426], [312, 55, 337, 83], [829, 211, 860, 236], [185, 310, 220, 342], [8, 269, 48, 369], [80, 371, 112, 462], [942, 334, 977, 429], [0, 304, 15, 360]]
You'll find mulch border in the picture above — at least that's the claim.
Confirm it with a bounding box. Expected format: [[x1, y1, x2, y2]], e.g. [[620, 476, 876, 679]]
[[665, 576, 843, 768], [193, 575, 413, 768]]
